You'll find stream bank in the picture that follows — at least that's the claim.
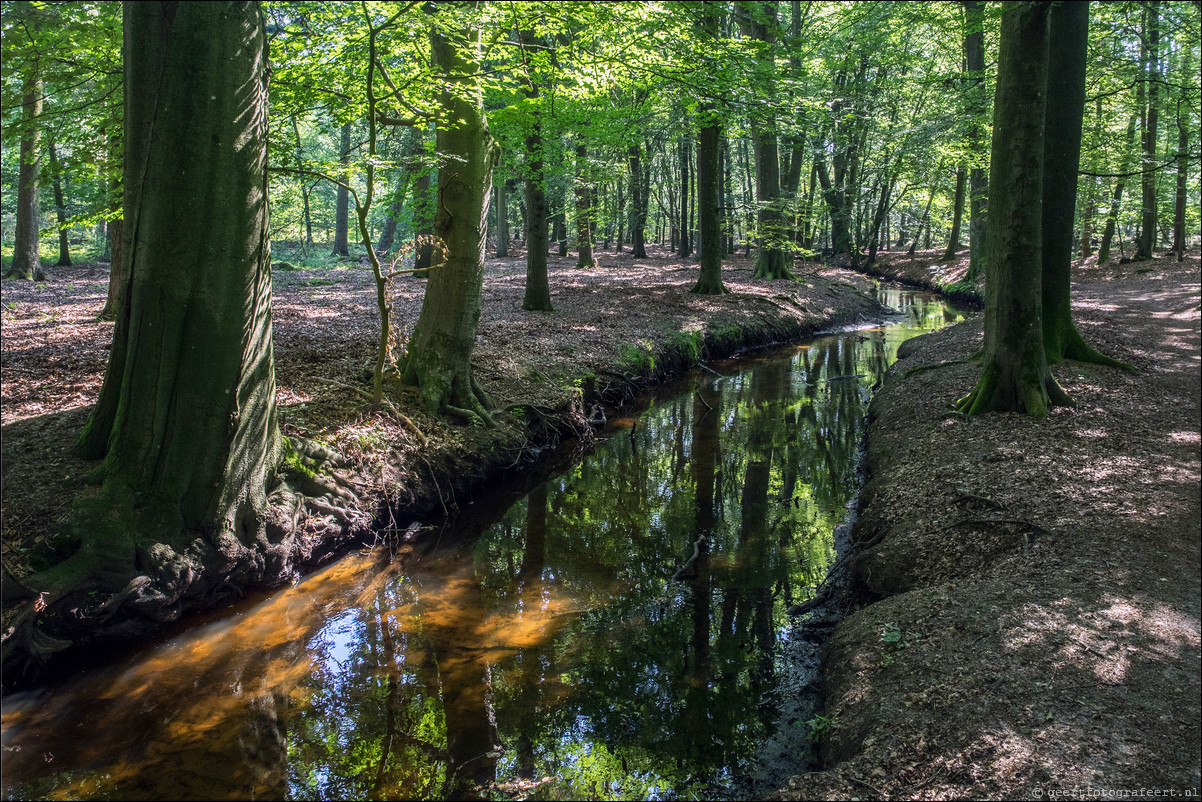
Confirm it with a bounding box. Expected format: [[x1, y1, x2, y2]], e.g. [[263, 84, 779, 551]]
[[773, 251, 1201, 799], [1, 248, 882, 688]]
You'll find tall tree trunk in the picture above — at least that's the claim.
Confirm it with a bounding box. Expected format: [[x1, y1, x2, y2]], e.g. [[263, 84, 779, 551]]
[[1172, 102, 1188, 262], [19, 1, 284, 673], [1040, 1, 1129, 370], [375, 171, 406, 255], [964, 0, 988, 283], [693, 2, 727, 294], [402, 7, 498, 425], [942, 166, 967, 260], [615, 173, 625, 252], [1135, 0, 1159, 261], [575, 141, 596, 268], [290, 116, 314, 245], [1098, 115, 1137, 264], [739, 1, 791, 279], [678, 136, 691, 258], [332, 122, 351, 256], [100, 124, 127, 319], [48, 139, 72, 267], [495, 179, 509, 257], [520, 59, 551, 310], [629, 144, 648, 257], [7, 70, 44, 281], [958, 0, 1071, 417]]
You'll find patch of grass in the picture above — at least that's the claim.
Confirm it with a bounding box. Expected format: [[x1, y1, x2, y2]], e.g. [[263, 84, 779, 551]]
[[617, 339, 656, 374], [665, 329, 704, 367]]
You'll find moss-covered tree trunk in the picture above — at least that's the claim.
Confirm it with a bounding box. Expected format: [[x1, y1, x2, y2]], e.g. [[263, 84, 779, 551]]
[[7, 69, 45, 281], [401, 10, 497, 425], [9, 0, 283, 674], [1040, 1, 1132, 370], [958, 0, 1071, 417]]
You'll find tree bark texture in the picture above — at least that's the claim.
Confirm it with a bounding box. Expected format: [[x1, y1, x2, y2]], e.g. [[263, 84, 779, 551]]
[[958, 1, 1070, 417], [521, 76, 552, 310], [402, 11, 498, 425]]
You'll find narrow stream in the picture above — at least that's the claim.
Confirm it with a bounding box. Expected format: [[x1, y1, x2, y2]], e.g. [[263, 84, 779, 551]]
[[1, 287, 965, 801]]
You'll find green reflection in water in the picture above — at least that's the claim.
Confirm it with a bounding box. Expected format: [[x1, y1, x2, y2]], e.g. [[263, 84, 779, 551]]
[[1, 287, 964, 802]]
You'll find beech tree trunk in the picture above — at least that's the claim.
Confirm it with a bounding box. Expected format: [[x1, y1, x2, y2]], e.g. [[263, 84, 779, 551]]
[[964, 0, 987, 283], [575, 141, 597, 268], [1135, 0, 1159, 261], [521, 66, 551, 309], [48, 140, 72, 267], [7, 70, 45, 281], [402, 8, 498, 425], [9, 1, 285, 675], [495, 180, 509, 257], [332, 122, 351, 256], [1098, 115, 1137, 264], [942, 166, 966, 260], [958, 0, 1071, 417], [629, 144, 648, 257], [692, 3, 727, 295], [1039, 1, 1126, 370]]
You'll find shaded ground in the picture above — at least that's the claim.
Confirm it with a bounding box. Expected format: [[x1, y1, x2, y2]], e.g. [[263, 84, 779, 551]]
[[775, 248, 1202, 799], [1, 245, 879, 638]]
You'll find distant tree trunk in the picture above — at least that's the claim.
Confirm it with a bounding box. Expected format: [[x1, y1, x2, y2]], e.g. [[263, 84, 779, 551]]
[[1040, 1, 1129, 370], [739, 2, 791, 279], [958, 0, 1072, 417], [520, 66, 551, 309], [723, 137, 736, 254], [693, 3, 727, 294], [1134, 0, 1159, 261], [1172, 103, 1188, 262], [332, 122, 351, 257], [555, 209, 568, 256], [290, 116, 313, 245], [615, 174, 625, 252], [1080, 175, 1097, 258], [575, 141, 597, 268], [375, 171, 406, 255], [629, 144, 648, 257], [1098, 115, 1137, 264], [402, 8, 498, 425], [909, 166, 940, 256], [964, 0, 988, 283], [7, 70, 45, 281], [413, 156, 435, 276], [495, 180, 509, 257], [48, 139, 72, 267], [942, 166, 966, 260], [677, 137, 690, 257], [815, 152, 852, 257]]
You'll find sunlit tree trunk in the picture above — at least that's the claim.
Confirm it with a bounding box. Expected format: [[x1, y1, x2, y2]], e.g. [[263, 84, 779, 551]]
[[1134, 0, 1159, 261], [402, 7, 498, 425]]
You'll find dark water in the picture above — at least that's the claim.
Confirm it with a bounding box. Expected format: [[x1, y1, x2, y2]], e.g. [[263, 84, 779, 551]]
[[1, 287, 964, 801]]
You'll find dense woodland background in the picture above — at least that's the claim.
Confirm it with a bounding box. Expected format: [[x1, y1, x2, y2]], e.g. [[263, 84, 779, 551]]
[[3, 0, 1198, 284]]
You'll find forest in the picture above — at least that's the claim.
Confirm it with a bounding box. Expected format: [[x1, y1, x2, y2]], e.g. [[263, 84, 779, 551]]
[[1, 1, 1200, 800]]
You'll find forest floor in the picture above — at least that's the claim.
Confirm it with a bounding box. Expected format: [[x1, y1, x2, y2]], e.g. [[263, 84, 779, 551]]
[[774, 248, 1202, 800]]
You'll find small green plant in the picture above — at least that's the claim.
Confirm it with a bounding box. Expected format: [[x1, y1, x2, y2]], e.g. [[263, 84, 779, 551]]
[[880, 622, 910, 666], [804, 712, 837, 743], [618, 340, 656, 373]]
